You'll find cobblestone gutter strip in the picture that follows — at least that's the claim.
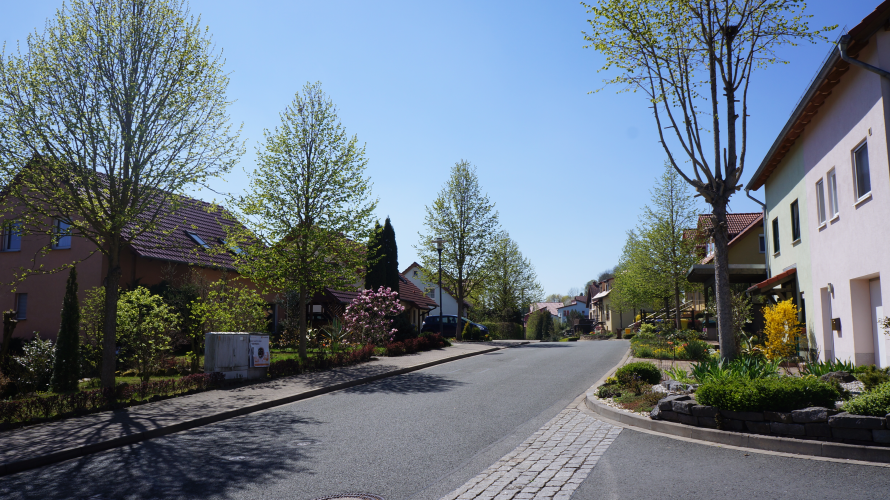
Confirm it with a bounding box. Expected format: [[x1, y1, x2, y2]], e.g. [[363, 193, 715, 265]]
[[584, 391, 890, 464], [440, 409, 621, 500], [0, 345, 501, 478]]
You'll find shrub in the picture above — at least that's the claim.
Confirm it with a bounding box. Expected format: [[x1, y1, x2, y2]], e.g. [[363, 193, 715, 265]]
[[117, 287, 179, 383], [800, 358, 855, 377], [385, 342, 406, 356], [11, 334, 55, 393], [690, 355, 779, 384], [762, 299, 801, 360], [615, 362, 661, 385], [462, 321, 482, 341], [342, 287, 405, 345], [856, 365, 890, 391], [681, 339, 710, 361], [696, 376, 839, 412], [842, 382, 890, 416], [480, 322, 523, 340], [632, 345, 654, 358], [637, 324, 657, 339], [597, 384, 622, 398], [52, 267, 80, 393]]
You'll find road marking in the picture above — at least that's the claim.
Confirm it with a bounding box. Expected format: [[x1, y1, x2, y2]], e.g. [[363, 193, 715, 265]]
[[440, 408, 620, 499]]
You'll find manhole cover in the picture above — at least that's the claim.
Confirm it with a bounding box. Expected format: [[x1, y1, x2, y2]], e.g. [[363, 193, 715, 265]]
[[312, 495, 384, 500]]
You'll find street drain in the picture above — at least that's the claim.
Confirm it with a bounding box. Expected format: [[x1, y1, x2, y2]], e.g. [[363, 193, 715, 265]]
[[312, 494, 384, 500]]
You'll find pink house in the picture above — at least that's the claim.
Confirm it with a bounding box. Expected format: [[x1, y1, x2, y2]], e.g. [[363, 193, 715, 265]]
[[746, 1, 890, 366]]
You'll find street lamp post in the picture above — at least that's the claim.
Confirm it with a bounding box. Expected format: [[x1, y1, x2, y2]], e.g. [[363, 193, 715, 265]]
[[434, 237, 446, 339]]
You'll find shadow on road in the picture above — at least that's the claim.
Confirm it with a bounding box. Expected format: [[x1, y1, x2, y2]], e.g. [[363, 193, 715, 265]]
[[514, 343, 574, 348], [341, 371, 467, 395], [0, 412, 323, 500]]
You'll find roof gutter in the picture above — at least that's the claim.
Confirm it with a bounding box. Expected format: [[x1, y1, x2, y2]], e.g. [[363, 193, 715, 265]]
[[839, 34, 890, 80]]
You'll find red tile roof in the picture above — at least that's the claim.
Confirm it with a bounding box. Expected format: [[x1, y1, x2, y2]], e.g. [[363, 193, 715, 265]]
[[700, 213, 763, 264], [697, 213, 762, 240], [398, 274, 439, 310], [747, 268, 796, 293], [124, 196, 244, 271]]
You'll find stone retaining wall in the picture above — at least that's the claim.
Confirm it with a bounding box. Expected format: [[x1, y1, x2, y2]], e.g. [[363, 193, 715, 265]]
[[653, 395, 890, 446]]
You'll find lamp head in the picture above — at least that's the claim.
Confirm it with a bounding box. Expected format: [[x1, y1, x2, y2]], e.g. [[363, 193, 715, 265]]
[[433, 237, 446, 250]]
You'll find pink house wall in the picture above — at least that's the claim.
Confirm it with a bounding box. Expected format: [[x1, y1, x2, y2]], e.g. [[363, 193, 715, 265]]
[[803, 33, 890, 366]]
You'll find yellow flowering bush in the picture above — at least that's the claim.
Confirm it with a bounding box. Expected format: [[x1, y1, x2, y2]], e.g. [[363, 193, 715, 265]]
[[762, 299, 800, 360]]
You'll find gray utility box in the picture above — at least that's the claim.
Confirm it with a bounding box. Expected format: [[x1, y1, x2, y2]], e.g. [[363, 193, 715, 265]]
[[205, 332, 271, 379]]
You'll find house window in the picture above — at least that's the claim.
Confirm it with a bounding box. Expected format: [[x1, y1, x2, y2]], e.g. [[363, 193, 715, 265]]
[[854, 142, 871, 200], [790, 200, 801, 242], [52, 219, 72, 249], [426, 288, 435, 299], [758, 234, 765, 253], [1, 221, 21, 251], [15, 293, 27, 320], [772, 217, 780, 253], [217, 238, 242, 255], [413, 270, 418, 277], [827, 168, 839, 217], [186, 231, 209, 249], [816, 179, 826, 225]]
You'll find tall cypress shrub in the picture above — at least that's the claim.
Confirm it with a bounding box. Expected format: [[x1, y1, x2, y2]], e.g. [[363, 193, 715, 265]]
[[365, 221, 384, 291], [52, 267, 80, 392], [380, 217, 400, 295]]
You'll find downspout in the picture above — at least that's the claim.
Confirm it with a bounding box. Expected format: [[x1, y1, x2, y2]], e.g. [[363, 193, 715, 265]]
[[746, 189, 770, 280], [839, 35, 890, 80]]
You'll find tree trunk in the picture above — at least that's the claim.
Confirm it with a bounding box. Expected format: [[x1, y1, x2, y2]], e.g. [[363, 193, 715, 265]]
[[456, 296, 464, 341], [1, 311, 17, 370], [674, 285, 681, 330], [712, 203, 736, 360], [101, 252, 122, 389], [299, 288, 308, 360]]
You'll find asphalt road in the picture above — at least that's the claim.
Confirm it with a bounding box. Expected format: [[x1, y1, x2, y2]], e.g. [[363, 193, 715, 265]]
[[0, 341, 628, 500]]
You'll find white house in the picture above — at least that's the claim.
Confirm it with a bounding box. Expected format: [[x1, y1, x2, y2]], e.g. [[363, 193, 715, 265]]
[[401, 262, 470, 317], [557, 296, 589, 321]]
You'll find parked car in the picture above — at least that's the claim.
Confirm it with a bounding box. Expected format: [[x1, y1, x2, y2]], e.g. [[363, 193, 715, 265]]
[[420, 315, 488, 338]]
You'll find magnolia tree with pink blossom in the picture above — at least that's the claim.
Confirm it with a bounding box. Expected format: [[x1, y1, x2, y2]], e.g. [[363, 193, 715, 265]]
[[342, 287, 405, 346]]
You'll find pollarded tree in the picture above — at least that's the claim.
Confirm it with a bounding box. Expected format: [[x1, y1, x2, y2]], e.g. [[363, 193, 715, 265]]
[[0, 0, 242, 387], [228, 82, 377, 360], [416, 160, 500, 340], [583, 1, 832, 358]]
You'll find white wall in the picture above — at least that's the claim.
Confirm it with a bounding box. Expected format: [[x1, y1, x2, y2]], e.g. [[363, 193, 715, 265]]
[[404, 270, 460, 317]]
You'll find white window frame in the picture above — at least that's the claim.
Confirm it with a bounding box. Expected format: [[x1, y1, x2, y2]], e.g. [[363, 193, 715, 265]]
[[815, 179, 826, 226], [1, 221, 21, 251], [52, 219, 72, 249], [853, 141, 872, 201], [827, 168, 839, 218]]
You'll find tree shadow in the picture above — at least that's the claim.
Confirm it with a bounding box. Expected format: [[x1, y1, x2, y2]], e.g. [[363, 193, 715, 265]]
[[514, 343, 574, 348], [339, 371, 466, 395], [0, 412, 324, 500]]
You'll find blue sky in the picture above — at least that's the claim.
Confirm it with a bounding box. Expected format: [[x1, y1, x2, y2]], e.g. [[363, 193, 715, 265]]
[[1, 0, 880, 297]]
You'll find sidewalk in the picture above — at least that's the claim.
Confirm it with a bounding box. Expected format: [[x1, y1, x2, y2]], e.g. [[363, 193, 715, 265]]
[[0, 342, 516, 476]]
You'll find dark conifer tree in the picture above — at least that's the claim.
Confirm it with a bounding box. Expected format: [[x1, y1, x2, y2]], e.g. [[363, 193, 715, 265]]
[[365, 221, 384, 291], [379, 217, 400, 295], [52, 267, 80, 392]]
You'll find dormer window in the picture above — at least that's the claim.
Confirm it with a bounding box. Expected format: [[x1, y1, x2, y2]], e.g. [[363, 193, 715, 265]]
[[186, 231, 208, 249], [217, 238, 242, 255]]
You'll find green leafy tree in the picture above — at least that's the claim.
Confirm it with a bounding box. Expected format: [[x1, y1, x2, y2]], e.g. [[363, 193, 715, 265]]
[[0, 0, 242, 387], [474, 231, 543, 323], [117, 287, 179, 383], [583, 0, 833, 359], [227, 82, 377, 360], [365, 217, 400, 294], [51, 267, 80, 392], [79, 286, 106, 378], [416, 160, 499, 340], [192, 278, 269, 334]]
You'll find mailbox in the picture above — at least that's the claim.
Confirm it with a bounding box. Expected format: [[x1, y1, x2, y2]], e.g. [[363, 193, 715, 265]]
[[205, 332, 270, 379], [831, 318, 841, 332]]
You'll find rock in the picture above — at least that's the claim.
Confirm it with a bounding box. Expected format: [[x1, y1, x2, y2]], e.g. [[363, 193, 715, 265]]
[[764, 411, 794, 424], [745, 421, 771, 434], [791, 407, 829, 424], [662, 380, 697, 392], [831, 427, 874, 441], [720, 409, 764, 422], [829, 412, 887, 429], [672, 400, 696, 415], [873, 430, 890, 444], [691, 405, 719, 418], [650, 406, 662, 420], [722, 419, 745, 432], [820, 371, 856, 383], [698, 417, 719, 429], [657, 394, 691, 411], [805, 423, 832, 438], [659, 410, 679, 422], [677, 413, 698, 426], [769, 422, 806, 436]]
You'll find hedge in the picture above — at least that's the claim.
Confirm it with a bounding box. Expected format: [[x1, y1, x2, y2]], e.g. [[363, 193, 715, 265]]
[[696, 376, 840, 412], [615, 362, 661, 385], [842, 381, 890, 417], [479, 322, 524, 340]]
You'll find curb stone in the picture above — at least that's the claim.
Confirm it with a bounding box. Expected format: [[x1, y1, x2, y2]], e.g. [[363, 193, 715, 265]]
[[0, 344, 504, 477]]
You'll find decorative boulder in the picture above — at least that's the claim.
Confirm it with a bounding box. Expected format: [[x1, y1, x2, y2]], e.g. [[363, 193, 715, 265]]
[[819, 371, 856, 383]]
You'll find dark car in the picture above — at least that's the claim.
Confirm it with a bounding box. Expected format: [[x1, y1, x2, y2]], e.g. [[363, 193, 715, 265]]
[[421, 315, 488, 338]]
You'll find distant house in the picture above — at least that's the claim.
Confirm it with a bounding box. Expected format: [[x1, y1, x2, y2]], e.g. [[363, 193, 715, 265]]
[[589, 278, 633, 333], [745, 1, 890, 366], [401, 262, 471, 317], [557, 296, 589, 321], [523, 302, 562, 326], [0, 194, 274, 341]]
